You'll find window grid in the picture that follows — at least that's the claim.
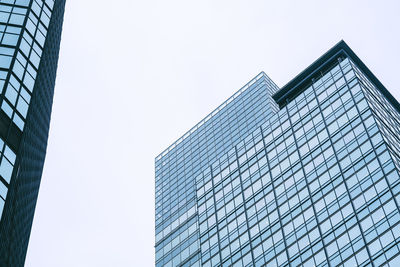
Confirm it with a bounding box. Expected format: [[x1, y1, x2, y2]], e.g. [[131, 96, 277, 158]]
[[156, 50, 400, 267]]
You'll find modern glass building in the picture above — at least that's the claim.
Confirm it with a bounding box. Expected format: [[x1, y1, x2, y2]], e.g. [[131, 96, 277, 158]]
[[155, 41, 400, 267], [0, 0, 65, 265]]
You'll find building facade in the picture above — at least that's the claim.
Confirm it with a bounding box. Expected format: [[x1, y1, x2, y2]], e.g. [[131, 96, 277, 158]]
[[0, 0, 65, 265], [155, 41, 400, 267]]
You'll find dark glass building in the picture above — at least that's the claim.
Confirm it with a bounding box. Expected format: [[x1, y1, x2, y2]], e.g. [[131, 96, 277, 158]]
[[155, 41, 400, 266], [0, 0, 65, 265]]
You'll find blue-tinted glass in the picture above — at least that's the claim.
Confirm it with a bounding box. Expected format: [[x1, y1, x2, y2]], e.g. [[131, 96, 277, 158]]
[[0, 157, 13, 183], [155, 43, 400, 266], [0, 180, 7, 199], [0, 0, 62, 264]]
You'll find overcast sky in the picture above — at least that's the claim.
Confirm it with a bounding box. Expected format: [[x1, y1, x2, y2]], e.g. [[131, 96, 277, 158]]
[[24, 0, 400, 266]]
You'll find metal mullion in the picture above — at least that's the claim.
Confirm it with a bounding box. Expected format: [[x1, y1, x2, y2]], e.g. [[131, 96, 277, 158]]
[[259, 125, 292, 267], [284, 99, 331, 267], [208, 166, 223, 265], [233, 145, 255, 266], [310, 61, 375, 266]]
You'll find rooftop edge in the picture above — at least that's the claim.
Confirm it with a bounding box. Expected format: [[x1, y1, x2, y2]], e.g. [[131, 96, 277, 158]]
[[272, 40, 400, 114], [155, 71, 271, 161]]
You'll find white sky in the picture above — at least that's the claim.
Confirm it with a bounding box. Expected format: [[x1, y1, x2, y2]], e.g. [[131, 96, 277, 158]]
[[24, 0, 400, 266]]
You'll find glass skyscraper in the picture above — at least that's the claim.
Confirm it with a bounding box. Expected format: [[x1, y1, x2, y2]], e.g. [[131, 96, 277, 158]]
[[0, 0, 65, 265], [155, 41, 400, 267]]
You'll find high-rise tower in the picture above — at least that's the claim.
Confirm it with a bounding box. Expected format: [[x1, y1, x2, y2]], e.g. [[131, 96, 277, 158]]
[[0, 0, 65, 265], [155, 41, 400, 266]]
